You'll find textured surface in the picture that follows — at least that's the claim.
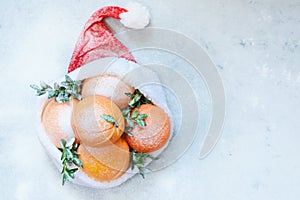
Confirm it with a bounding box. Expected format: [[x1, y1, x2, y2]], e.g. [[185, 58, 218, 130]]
[[1, 0, 300, 199], [67, 6, 135, 73]]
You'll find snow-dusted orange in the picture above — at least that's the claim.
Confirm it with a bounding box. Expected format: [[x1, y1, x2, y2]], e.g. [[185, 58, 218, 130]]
[[125, 104, 171, 153], [81, 74, 134, 109], [71, 95, 124, 147], [78, 138, 130, 182], [41, 99, 78, 148]]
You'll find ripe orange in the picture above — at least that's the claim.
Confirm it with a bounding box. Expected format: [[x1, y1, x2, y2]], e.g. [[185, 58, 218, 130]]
[[71, 95, 125, 147], [41, 99, 78, 148], [125, 104, 171, 153], [81, 74, 134, 109], [78, 138, 130, 182]]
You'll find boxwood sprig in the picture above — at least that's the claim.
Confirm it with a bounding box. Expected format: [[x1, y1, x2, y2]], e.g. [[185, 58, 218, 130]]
[[130, 110, 147, 128], [130, 150, 158, 178], [30, 75, 82, 103], [122, 89, 152, 137], [60, 138, 83, 186], [125, 89, 153, 109], [122, 108, 147, 138]]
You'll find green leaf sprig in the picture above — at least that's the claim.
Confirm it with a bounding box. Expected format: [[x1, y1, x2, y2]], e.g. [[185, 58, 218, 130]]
[[125, 110, 147, 128], [30, 75, 82, 103], [60, 138, 83, 186], [122, 89, 152, 137], [125, 89, 153, 109], [101, 114, 119, 128], [122, 108, 147, 137], [130, 150, 158, 178], [130, 110, 147, 128]]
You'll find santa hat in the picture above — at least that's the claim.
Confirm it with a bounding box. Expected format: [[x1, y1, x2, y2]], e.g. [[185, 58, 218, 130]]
[[68, 3, 150, 73]]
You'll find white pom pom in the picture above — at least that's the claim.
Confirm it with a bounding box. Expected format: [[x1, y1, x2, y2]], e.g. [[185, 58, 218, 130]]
[[120, 2, 150, 29]]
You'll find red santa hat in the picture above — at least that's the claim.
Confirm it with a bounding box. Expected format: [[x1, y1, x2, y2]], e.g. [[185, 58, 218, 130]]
[[68, 3, 150, 73]]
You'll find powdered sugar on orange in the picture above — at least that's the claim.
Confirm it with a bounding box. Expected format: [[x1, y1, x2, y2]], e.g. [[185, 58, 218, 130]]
[[125, 104, 171, 153]]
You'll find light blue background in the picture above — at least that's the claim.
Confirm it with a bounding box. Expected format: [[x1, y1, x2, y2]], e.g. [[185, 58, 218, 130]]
[[0, 0, 299, 199]]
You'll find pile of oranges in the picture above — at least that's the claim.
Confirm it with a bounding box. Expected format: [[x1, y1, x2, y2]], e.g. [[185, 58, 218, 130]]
[[41, 74, 171, 182]]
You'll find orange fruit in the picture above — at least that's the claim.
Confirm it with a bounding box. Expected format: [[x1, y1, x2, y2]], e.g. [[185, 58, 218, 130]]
[[81, 74, 134, 109], [71, 95, 124, 147], [78, 138, 130, 182], [41, 99, 78, 148], [125, 104, 171, 153]]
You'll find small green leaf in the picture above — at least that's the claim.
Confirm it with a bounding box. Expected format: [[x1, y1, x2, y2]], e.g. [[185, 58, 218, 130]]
[[30, 84, 40, 90], [65, 149, 73, 161], [73, 142, 79, 150], [65, 75, 72, 83], [61, 149, 67, 161], [48, 90, 57, 98], [73, 94, 82, 101], [122, 108, 130, 117], [131, 110, 139, 119], [40, 81, 50, 89], [68, 172, 75, 179], [60, 81, 69, 87], [125, 92, 132, 97], [126, 131, 134, 137], [54, 82, 59, 90], [124, 126, 134, 137], [139, 114, 147, 119], [66, 137, 75, 148], [63, 96, 70, 103], [136, 119, 145, 128], [68, 168, 78, 174], [71, 84, 77, 92], [62, 173, 68, 186], [139, 170, 145, 179], [37, 90, 46, 96], [101, 114, 116, 123], [101, 114, 119, 128], [101, 114, 115, 123], [64, 92, 69, 98], [126, 118, 134, 128], [128, 94, 141, 108], [74, 80, 81, 86], [73, 158, 83, 168], [55, 96, 62, 103], [60, 139, 67, 148], [65, 89, 73, 94]]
